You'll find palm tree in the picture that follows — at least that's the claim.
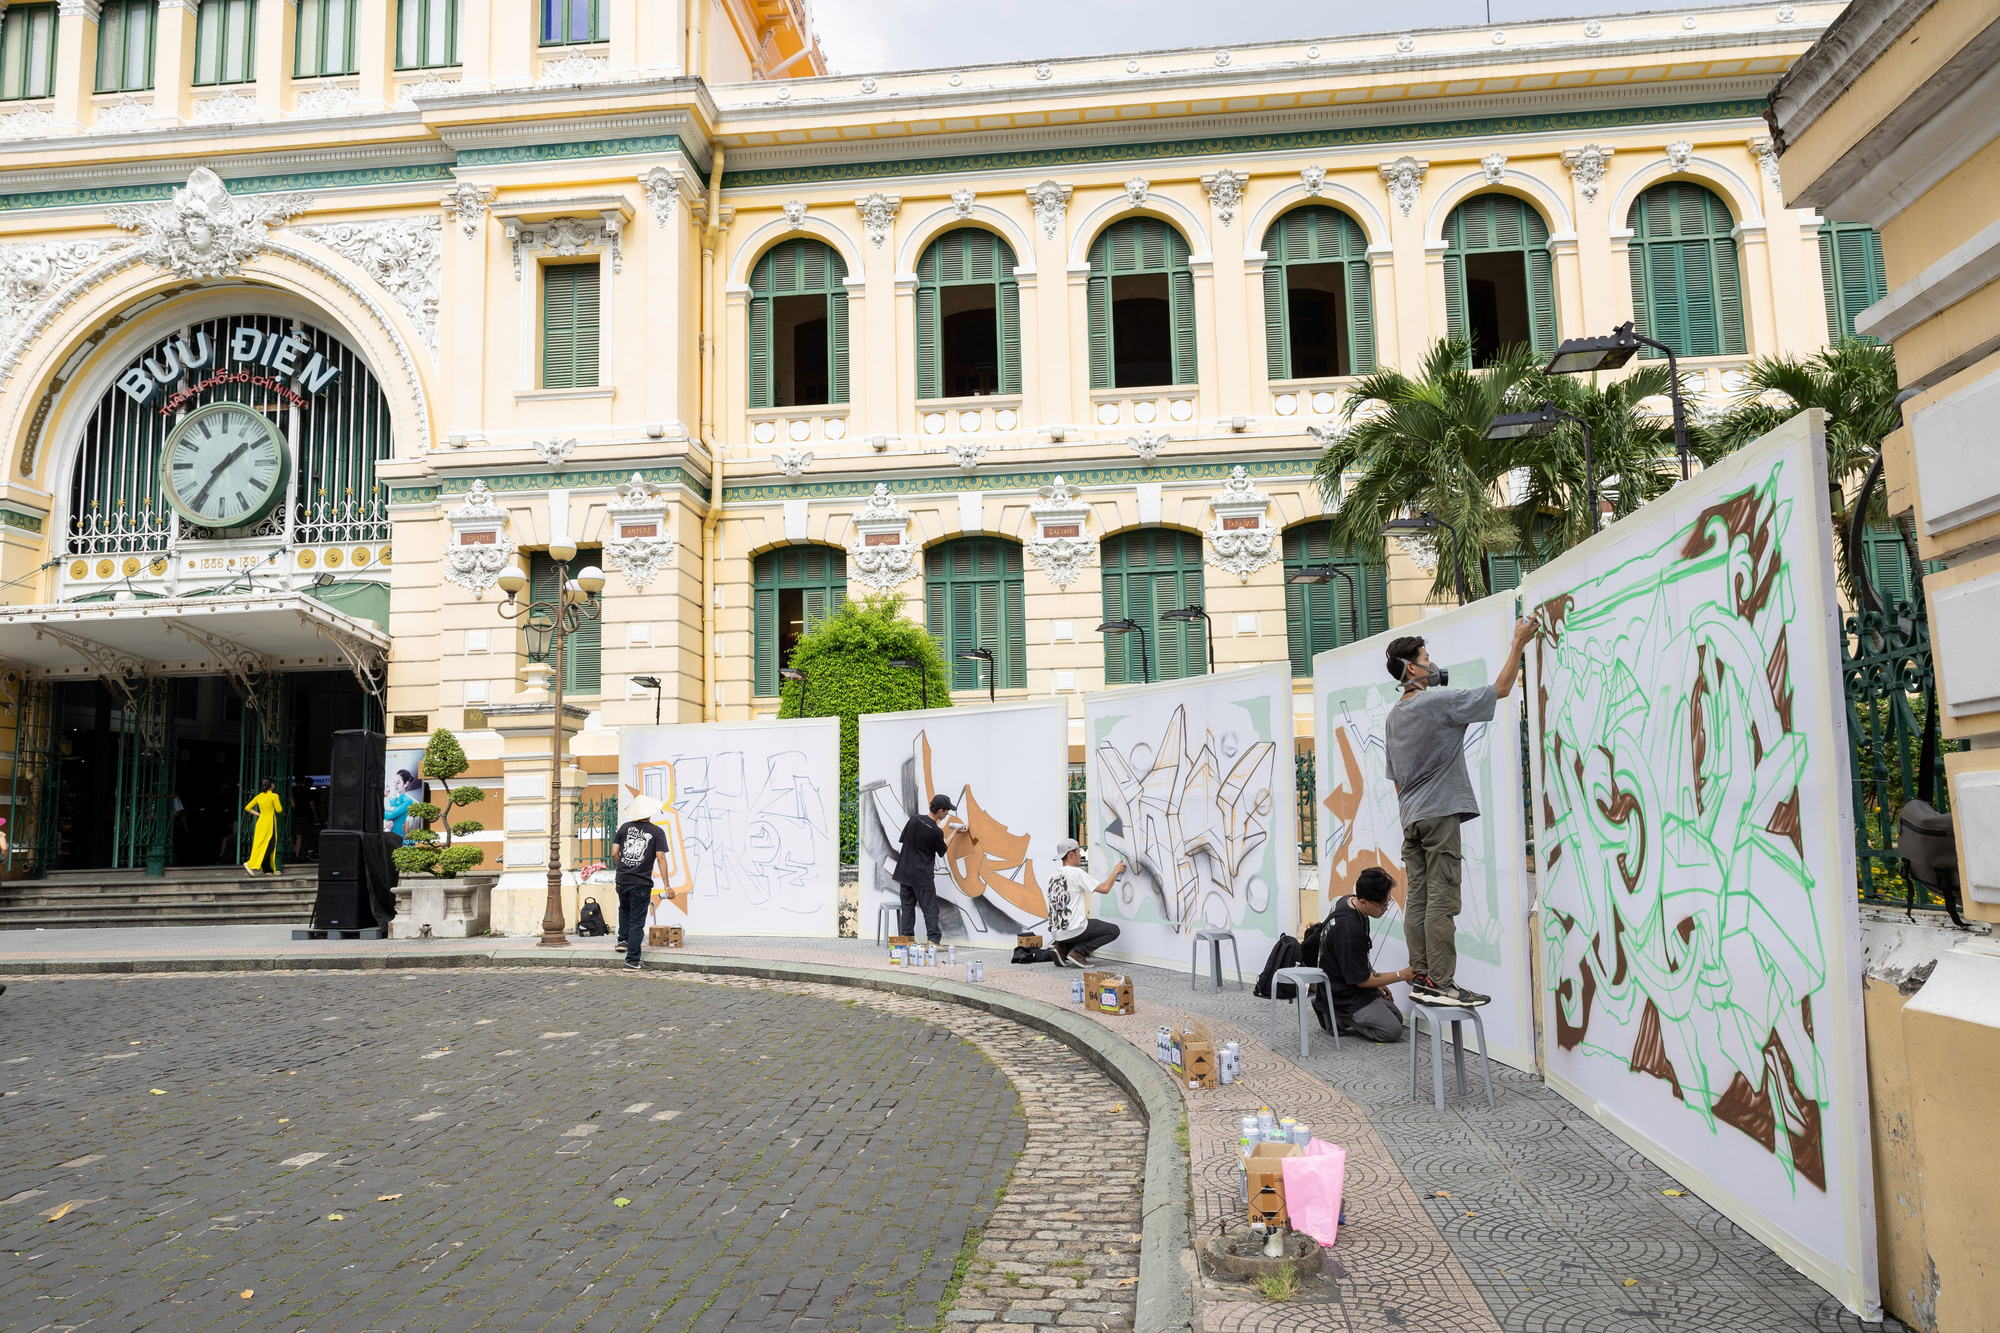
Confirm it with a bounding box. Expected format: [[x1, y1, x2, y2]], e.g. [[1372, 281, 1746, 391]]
[[1502, 363, 1691, 557], [1703, 338, 1902, 605], [1313, 338, 1542, 603]]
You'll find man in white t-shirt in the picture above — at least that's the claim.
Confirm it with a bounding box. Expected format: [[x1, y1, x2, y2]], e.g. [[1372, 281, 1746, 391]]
[[1044, 838, 1123, 968]]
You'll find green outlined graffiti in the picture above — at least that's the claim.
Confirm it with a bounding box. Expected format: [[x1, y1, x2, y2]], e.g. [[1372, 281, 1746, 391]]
[[1533, 457, 1829, 1194]]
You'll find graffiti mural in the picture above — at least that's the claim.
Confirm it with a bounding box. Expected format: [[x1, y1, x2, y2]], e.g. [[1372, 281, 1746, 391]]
[[1522, 412, 1875, 1314], [1085, 664, 1296, 971], [1312, 596, 1535, 1071], [617, 719, 841, 936], [858, 700, 1068, 940]]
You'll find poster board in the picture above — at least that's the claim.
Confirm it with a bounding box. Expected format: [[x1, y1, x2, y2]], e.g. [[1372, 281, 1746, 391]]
[[1083, 663, 1297, 973], [1311, 594, 1536, 1072], [615, 718, 840, 937], [857, 699, 1070, 942], [1520, 410, 1877, 1317]]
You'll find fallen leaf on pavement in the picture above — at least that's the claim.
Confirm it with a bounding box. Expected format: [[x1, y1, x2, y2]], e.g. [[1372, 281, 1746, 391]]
[[1662, 1189, 1685, 1197], [150, 1089, 167, 1095], [1432, 1190, 1451, 1198], [327, 1214, 344, 1221], [41, 1200, 93, 1222], [613, 1198, 631, 1207], [377, 1195, 402, 1202], [1623, 1278, 1638, 1287], [240, 1290, 253, 1299], [1115, 1277, 1139, 1286], [1464, 1211, 1476, 1218]]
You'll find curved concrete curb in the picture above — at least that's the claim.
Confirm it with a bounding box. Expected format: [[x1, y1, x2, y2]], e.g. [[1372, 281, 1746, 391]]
[[0, 948, 1196, 1333]]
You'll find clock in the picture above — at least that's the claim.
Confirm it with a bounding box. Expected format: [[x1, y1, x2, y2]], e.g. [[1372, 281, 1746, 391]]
[[159, 401, 291, 528]]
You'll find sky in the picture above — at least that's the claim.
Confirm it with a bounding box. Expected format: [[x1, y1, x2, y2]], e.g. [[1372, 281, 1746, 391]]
[[807, 0, 1760, 75]]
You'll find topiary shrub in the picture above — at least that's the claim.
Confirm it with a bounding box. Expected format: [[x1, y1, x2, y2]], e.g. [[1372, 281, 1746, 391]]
[[779, 592, 952, 861], [436, 843, 486, 877], [415, 729, 487, 875], [393, 843, 441, 876]]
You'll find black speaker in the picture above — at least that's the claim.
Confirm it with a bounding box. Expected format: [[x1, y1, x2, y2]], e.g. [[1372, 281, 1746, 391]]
[[329, 729, 385, 832], [313, 830, 374, 930]]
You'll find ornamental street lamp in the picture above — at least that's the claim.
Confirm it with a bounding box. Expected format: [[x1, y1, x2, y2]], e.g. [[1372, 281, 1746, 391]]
[[496, 543, 605, 948], [1160, 604, 1216, 674], [1382, 512, 1468, 605], [1486, 400, 1599, 534], [1544, 321, 1688, 482], [956, 647, 996, 703], [889, 657, 928, 709], [778, 666, 810, 714], [630, 674, 662, 725], [1096, 618, 1151, 684], [1286, 564, 1360, 644]]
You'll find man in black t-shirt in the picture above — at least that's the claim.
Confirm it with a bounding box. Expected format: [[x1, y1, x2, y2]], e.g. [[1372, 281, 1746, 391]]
[[610, 797, 672, 968], [1324, 867, 1415, 1042], [891, 794, 958, 944]]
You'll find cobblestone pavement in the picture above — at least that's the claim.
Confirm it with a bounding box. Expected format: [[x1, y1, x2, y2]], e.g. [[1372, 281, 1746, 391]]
[[0, 967, 1110, 1332]]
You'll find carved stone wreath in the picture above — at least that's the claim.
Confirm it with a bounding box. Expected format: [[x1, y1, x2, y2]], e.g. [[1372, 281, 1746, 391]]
[[290, 217, 443, 361], [105, 167, 311, 282]]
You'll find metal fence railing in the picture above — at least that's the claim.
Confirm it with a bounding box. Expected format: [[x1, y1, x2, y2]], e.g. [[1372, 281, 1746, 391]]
[[572, 793, 618, 874], [1295, 750, 1318, 866], [1842, 601, 1959, 911]]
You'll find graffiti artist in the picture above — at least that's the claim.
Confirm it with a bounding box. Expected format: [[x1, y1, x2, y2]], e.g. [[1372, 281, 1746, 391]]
[[1044, 838, 1123, 967], [1323, 866, 1414, 1040], [1384, 618, 1537, 1008], [892, 794, 959, 944]]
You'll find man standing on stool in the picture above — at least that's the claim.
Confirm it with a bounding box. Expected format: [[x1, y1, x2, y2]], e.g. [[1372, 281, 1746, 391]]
[[1383, 618, 1536, 1008], [892, 794, 957, 944]]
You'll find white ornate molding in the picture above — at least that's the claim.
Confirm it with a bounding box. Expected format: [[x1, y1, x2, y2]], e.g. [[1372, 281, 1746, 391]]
[[92, 95, 151, 133], [539, 53, 609, 84], [1380, 156, 1428, 218], [1480, 153, 1508, 185], [397, 75, 462, 104], [0, 105, 56, 140], [604, 473, 674, 591], [855, 192, 902, 249], [504, 212, 624, 279], [771, 447, 813, 478], [1123, 177, 1150, 210], [1202, 169, 1247, 228], [444, 481, 515, 597], [1128, 430, 1170, 464], [942, 442, 987, 470], [1304, 421, 1345, 449], [1204, 465, 1278, 582], [192, 88, 258, 124], [442, 182, 495, 238], [847, 483, 917, 591], [292, 83, 359, 117], [1560, 144, 1614, 204], [1026, 180, 1072, 240], [532, 436, 577, 469], [949, 187, 976, 220], [290, 217, 443, 362], [1026, 475, 1096, 590], [105, 167, 310, 282], [639, 165, 695, 227], [1746, 135, 1782, 189], [1392, 529, 1439, 575], [0, 239, 125, 332], [1300, 164, 1326, 198], [1665, 139, 1695, 174], [781, 199, 807, 230]]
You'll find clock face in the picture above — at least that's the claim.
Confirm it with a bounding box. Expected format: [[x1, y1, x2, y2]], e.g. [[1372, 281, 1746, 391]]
[[160, 402, 291, 528]]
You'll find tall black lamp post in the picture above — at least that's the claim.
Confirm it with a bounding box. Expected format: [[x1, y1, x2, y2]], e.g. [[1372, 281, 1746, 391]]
[[778, 666, 810, 714], [1160, 604, 1216, 674], [889, 657, 928, 709], [956, 648, 996, 703], [1096, 618, 1151, 684], [1486, 400, 1599, 534], [496, 545, 606, 947], [1381, 512, 1468, 605], [1545, 321, 1689, 481], [629, 674, 662, 725]]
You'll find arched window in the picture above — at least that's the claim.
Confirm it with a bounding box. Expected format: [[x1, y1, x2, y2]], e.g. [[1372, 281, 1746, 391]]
[[916, 229, 1021, 400], [1087, 218, 1196, 390], [1261, 206, 1375, 381], [753, 544, 847, 696], [1443, 194, 1556, 366], [748, 239, 849, 408], [1820, 221, 1886, 344], [925, 538, 1026, 691], [1625, 182, 1746, 360], [1100, 529, 1206, 684], [1282, 525, 1387, 677]]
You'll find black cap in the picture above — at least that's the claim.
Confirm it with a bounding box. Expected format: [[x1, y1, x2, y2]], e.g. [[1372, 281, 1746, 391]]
[[929, 794, 956, 814]]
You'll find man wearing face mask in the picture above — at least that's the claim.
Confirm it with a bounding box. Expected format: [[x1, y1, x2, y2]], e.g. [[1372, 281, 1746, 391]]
[[1383, 619, 1536, 1007]]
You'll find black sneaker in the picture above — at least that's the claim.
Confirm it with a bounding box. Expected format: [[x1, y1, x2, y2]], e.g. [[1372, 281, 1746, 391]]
[[1408, 975, 1443, 1003], [1430, 982, 1489, 1007], [622, 959, 642, 970]]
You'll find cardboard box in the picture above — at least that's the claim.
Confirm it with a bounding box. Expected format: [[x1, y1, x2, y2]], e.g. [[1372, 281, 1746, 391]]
[[888, 935, 915, 948], [1016, 933, 1043, 949], [1081, 969, 1136, 1016], [1170, 1023, 1217, 1089], [645, 925, 684, 948], [1243, 1142, 1302, 1226]]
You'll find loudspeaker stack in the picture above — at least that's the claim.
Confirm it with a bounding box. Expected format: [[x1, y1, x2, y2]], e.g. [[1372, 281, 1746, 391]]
[[308, 729, 396, 935]]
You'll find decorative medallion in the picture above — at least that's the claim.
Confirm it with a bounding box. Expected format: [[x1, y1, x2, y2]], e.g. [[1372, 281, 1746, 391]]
[[1481, 153, 1508, 185], [1396, 34, 1415, 52], [1026, 180, 1072, 240], [1379, 156, 1428, 218], [1034, 63, 1052, 80], [1560, 144, 1614, 204], [950, 187, 976, 220], [604, 473, 675, 591], [1202, 169, 1248, 228], [1, 240, 122, 331], [847, 484, 916, 591], [1300, 165, 1326, 198], [443, 182, 496, 239], [1026, 476, 1096, 590], [105, 167, 311, 282], [772, 448, 814, 479], [1584, 20, 1603, 37], [855, 192, 902, 249], [1204, 466, 1278, 582]]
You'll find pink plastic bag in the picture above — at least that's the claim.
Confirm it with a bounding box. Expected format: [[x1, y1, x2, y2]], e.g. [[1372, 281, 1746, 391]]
[[1279, 1140, 1347, 1246]]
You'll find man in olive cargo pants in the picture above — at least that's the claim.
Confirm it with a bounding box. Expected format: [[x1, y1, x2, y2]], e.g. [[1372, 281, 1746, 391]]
[[1381, 618, 1536, 1009]]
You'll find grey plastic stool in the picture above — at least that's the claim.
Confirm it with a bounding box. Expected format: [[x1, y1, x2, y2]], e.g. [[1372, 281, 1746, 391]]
[[1408, 1001, 1494, 1109], [874, 903, 899, 945], [1268, 966, 1338, 1057], [1189, 929, 1243, 992]]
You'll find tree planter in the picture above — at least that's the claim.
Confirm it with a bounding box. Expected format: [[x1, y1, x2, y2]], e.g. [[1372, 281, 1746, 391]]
[[390, 873, 498, 939]]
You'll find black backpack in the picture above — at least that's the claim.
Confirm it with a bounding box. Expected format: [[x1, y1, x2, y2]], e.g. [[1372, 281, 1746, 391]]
[[576, 897, 611, 937], [1253, 934, 1301, 999], [1010, 945, 1056, 964]]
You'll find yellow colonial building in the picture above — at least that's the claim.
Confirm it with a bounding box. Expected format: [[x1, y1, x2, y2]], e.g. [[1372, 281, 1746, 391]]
[[0, 0, 1862, 901]]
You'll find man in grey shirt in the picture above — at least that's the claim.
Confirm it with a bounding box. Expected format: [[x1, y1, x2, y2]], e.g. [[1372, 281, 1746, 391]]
[[1383, 618, 1536, 1008]]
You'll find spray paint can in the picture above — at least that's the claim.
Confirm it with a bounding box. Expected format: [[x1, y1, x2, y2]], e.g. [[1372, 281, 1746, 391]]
[[947, 944, 957, 964], [1219, 1050, 1234, 1085], [1239, 1116, 1258, 1154], [966, 960, 985, 983], [1257, 1108, 1276, 1134], [1289, 1123, 1311, 1148], [1278, 1116, 1298, 1141], [1158, 1026, 1173, 1062], [926, 943, 937, 967], [1071, 976, 1086, 1004]]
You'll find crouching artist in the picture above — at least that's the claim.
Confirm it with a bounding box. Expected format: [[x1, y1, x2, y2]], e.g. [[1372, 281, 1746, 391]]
[[1325, 867, 1414, 1041]]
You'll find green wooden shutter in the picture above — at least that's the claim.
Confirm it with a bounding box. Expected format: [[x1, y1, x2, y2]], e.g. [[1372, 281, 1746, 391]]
[[748, 292, 772, 408], [1262, 261, 1288, 381], [1100, 535, 1129, 685], [571, 264, 600, 387], [915, 281, 941, 400], [1818, 229, 1842, 346], [1443, 253, 1467, 345], [568, 573, 602, 693], [1169, 269, 1197, 386], [1087, 268, 1112, 390], [541, 262, 599, 389], [1346, 260, 1376, 374], [1846, 227, 1886, 339], [999, 273, 1022, 396], [1527, 247, 1556, 357], [828, 284, 850, 405], [1627, 243, 1651, 347], [1681, 241, 1719, 357], [753, 580, 777, 698], [1713, 235, 1744, 356], [1003, 544, 1026, 688]]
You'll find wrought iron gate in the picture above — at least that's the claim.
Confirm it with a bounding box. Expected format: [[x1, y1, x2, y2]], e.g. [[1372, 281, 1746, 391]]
[[235, 675, 295, 872], [110, 679, 177, 875], [5, 673, 58, 878]]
